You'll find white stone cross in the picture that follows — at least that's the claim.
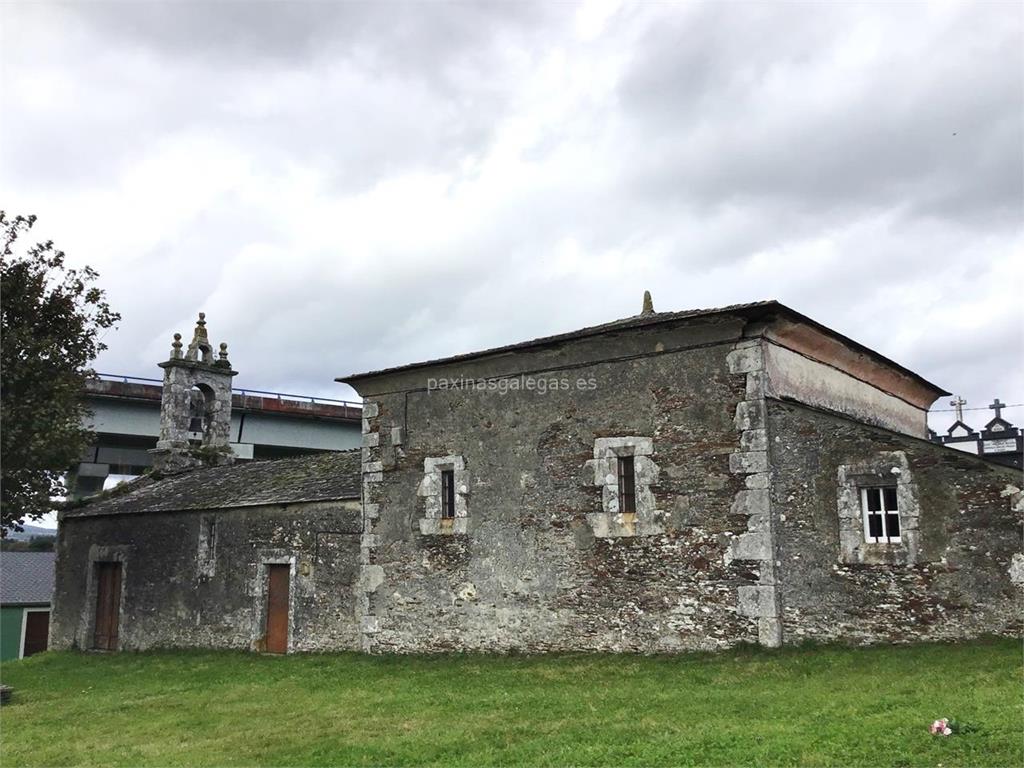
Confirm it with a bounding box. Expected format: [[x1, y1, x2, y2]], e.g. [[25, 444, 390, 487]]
[[950, 396, 967, 422]]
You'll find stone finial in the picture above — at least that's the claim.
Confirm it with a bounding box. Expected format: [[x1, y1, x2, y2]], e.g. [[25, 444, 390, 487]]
[[218, 342, 229, 362], [192, 312, 209, 345], [185, 312, 214, 363], [641, 290, 655, 316], [170, 333, 183, 359]]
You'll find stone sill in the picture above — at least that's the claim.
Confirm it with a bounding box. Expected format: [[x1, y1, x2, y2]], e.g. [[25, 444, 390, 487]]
[[419, 518, 468, 535], [586, 511, 664, 538], [841, 543, 914, 566]]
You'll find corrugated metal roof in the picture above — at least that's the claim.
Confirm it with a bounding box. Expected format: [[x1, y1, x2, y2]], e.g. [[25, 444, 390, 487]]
[[0, 551, 56, 605]]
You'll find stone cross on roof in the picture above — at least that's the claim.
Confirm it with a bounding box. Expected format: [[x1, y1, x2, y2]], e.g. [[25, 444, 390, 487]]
[[950, 396, 967, 422], [989, 398, 1006, 420]]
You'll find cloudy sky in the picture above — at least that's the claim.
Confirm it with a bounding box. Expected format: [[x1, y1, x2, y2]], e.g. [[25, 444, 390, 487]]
[[2, 0, 1021, 432]]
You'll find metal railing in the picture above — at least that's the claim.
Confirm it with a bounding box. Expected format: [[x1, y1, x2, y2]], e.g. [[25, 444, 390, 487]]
[[92, 373, 363, 410]]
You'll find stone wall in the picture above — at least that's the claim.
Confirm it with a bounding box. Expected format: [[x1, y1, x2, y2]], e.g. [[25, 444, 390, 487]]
[[51, 500, 362, 653], [767, 399, 1023, 645], [357, 320, 764, 653]]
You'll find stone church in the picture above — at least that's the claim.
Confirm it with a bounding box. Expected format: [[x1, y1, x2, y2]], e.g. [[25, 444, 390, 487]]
[[51, 299, 1022, 654]]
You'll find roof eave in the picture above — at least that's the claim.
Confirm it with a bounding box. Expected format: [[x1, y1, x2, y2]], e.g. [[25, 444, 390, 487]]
[[337, 300, 781, 384], [337, 299, 950, 398], [759, 304, 951, 397], [62, 492, 362, 519]]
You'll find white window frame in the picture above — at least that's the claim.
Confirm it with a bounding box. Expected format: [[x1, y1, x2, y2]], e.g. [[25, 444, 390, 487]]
[[860, 486, 901, 544]]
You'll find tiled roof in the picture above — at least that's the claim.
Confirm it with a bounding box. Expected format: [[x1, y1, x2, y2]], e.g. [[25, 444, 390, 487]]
[[64, 450, 362, 519], [338, 300, 780, 382], [337, 299, 946, 395], [0, 552, 56, 605]]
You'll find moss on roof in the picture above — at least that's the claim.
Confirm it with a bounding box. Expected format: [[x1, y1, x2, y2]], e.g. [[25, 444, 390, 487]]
[[63, 450, 361, 518]]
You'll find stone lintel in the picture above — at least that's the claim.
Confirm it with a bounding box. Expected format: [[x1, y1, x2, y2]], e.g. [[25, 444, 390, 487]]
[[424, 455, 465, 472], [593, 436, 654, 458]]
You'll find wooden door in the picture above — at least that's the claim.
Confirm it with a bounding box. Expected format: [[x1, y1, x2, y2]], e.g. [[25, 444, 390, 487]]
[[265, 564, 290, 654], [23, 610, 49, 657], [93, 562, 122, 651]]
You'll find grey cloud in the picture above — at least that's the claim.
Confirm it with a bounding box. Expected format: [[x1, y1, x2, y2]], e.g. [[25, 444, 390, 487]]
[[4, 2, 568, 195], [617, 2, 1022, 227], [4, 1, 1020, 419], [62, 1, 561, 71]]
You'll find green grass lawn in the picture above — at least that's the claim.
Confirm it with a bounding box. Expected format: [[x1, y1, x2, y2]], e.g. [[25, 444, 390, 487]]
[[1, 638, 1021, 767]]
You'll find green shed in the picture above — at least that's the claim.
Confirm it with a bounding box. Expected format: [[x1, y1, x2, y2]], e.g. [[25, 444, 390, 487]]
[[1, 551, 56, 661]]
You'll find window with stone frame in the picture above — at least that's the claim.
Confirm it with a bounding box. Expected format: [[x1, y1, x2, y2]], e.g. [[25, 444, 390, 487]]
[[417, 456, 468, 535], [836, 452, 920, 565], [861, 486, 901, 544], [583, 437, 662, 538]]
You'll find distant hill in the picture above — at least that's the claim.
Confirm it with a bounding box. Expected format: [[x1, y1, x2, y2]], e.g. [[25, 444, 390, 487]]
[[5, 524, 57, 542]]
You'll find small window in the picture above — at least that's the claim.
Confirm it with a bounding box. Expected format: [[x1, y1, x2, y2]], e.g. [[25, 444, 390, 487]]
[[440, 469, 456, 519], [617, 455, 636, 515], [198, 515, 217, 576], [204, 517, 217, 552], [861, 486, 900, 544]]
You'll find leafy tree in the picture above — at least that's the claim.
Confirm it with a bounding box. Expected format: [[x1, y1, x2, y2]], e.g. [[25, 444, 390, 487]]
[[1, 535, 56, 552], [1, 212, 119, 535]]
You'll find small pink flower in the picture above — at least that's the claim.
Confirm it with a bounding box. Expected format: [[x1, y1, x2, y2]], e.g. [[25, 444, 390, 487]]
[[942, 727, 952, 736]]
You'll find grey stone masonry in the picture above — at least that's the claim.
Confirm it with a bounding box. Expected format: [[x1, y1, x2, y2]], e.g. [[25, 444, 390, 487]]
[[1007, 486, 1024, 588], [358, 397, 384, 651], [150, 313, 237, 474], [768, 399, 1021, 646], [726, 339, 782, 647], [52, 498, 363, 654], [51, 301, 1024, 656]]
